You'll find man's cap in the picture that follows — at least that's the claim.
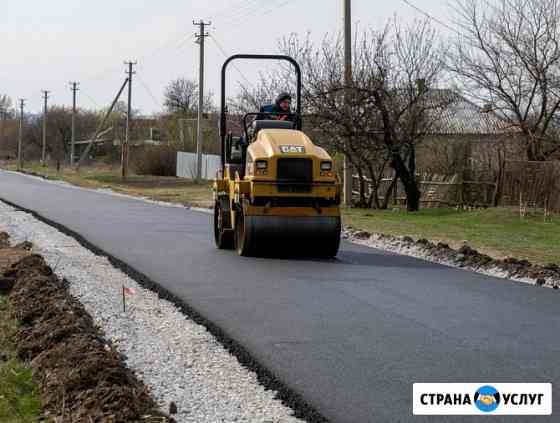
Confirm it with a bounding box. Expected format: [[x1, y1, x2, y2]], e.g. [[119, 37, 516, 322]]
[[275, 92, 292, 105]]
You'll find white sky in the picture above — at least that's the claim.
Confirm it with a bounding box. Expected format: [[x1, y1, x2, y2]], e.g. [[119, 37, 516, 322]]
[[1, 0, 455, 114]]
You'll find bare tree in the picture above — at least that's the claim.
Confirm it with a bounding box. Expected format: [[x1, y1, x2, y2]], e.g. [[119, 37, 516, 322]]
[[164, 77, 214, 115], [278, 20, 449, 211], [449, 0, 560, 161], [0, 94, 15, 156], [0, 94, 13, 115], [24, 106, 97, 162]]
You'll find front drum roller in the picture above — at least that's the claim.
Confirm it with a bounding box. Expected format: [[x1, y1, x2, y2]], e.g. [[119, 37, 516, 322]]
[[214, 201, 234, 249], [235, 211, 341, 257]]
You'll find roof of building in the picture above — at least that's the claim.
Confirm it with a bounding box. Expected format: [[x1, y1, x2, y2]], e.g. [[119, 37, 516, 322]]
[[428, 89, 519, 136]]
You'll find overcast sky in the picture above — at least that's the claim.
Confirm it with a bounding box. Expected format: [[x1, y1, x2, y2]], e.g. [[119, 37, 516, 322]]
[[1, 0, 455, 114]]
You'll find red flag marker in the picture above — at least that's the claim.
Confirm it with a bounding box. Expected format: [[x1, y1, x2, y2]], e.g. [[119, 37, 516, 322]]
[[123, 287, 136, 295], [122, 286, 136, 312]]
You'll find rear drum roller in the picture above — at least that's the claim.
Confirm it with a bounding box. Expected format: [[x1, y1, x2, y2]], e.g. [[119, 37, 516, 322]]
[[235, 209, 257, 256], [214, 201, 234, 249]]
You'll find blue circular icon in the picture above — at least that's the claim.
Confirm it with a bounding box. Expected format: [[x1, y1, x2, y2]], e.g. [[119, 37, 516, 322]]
[[474, 385, 500, 412]]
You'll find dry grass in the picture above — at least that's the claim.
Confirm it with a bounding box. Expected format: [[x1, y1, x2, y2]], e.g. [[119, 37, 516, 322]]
[[3, 161, 213, 209]]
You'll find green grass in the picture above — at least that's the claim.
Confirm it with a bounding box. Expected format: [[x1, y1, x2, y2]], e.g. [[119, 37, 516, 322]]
[[0, 296, 42, 423], [343, 207, 560, 265]]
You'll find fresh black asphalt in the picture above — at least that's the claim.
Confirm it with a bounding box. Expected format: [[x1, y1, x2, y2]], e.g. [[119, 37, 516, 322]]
[[0, 170, 558, 423]]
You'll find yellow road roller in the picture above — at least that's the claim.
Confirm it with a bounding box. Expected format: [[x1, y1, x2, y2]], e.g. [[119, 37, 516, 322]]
[[213, 54, 341, 257]]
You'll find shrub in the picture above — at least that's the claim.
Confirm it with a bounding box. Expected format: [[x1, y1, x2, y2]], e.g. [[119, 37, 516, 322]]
[[132, 145, 177, 176]]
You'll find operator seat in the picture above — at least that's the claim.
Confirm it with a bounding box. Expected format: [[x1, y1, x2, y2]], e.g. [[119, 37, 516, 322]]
[[252, 119, 295, 135]]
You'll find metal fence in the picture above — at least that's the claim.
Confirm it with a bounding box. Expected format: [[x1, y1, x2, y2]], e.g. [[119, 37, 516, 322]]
[[176, 152, 221, 180]]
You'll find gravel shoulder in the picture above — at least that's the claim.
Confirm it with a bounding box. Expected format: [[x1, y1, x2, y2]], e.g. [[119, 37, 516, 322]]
[[344, 227, 560, 289], [0, 201, 310, 423]]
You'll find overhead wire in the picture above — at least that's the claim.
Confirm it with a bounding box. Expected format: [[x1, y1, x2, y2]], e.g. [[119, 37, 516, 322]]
[[217, 0, 297, 30], [80, 91, 102, 109], [82, 29, 193, 84], [79, 32, 196, 111], [23, 1, 293, 112], [209, 34, 254, 89], [135, 71, 163, 111], [210, 0, 262, 25], [399, 0, 462, 35]]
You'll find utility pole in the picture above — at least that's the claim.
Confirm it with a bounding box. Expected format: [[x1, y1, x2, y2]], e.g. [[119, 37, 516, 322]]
[[194, 20, 210, 181], [343, 0, 353, 207], [41, 90, 50, 165], [122, 61, 136, 180], [70, 82, 80, 166], [17, 99, 25, 170], [76, 77, 129, 169], [0, 106, 5, 149]]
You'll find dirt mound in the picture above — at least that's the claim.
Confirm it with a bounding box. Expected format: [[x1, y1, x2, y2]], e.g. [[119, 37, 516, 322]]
[[345, 227, 560, 288], [4, 253, 172, 422]]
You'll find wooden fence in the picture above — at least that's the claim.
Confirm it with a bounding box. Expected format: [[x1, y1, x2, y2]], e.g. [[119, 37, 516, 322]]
[[500, 161, 560, 211], [353, 173, 497, 208], [353, 161, 560, 210]]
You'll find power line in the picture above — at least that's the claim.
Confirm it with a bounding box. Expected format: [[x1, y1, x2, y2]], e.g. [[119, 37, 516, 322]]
[[83, 30, 192, 83], [209, 34, 254, 89], [213, 0, 263, 26], [175, 33, 197, 50], [81, 91, 101, 109], [400, 0, 462, 35], [218, 0, 297, 30], [136, 71, 162, 111], [209, 0, 262, 24]]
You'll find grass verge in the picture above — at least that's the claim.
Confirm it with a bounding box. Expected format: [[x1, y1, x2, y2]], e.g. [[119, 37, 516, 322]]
[[0, 296, 42, 423], [344, 207, 559, 265]]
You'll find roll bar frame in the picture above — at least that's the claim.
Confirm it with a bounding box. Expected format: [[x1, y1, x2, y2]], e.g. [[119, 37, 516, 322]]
[[219, 54, 302, 167]]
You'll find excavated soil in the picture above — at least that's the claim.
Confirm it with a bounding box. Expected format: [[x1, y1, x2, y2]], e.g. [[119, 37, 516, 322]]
[[345, 228, 560, 288], [0, 236, 172, 422]]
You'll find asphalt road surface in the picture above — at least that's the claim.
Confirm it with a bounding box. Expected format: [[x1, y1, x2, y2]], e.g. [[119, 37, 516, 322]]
[[0, 170, 558, 423]]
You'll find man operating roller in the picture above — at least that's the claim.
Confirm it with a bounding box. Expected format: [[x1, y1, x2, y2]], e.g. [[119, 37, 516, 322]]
[[259, 92, 295, 122]]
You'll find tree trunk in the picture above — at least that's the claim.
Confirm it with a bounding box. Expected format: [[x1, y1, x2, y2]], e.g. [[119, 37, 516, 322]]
[[527, 143, 537, 162], [365, 163, 381, 209], [404, 181, 421, 212], [392, 152, 421, 212], [381, 176, 398, 209], [356, 167, 367, 208]]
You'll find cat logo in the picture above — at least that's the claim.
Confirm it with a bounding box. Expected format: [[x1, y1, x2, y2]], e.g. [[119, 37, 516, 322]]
[[280, 145, 305, 154]]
